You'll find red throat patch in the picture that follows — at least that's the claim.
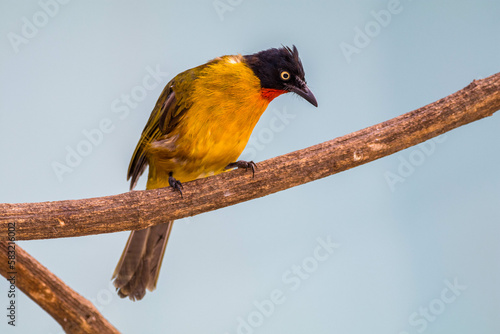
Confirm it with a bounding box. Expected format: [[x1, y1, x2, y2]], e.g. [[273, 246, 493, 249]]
[[261, 88, 286, 102]]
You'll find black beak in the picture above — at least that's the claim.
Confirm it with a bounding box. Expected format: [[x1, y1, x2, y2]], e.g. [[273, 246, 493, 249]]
[[288, 83, 318, 107]]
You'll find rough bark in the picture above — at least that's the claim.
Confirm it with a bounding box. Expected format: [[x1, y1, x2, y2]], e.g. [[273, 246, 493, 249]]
[[0, 241, 119, 333]]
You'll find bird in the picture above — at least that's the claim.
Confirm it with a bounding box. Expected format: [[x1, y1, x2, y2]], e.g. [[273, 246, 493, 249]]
[[112, 45, 318, 301]]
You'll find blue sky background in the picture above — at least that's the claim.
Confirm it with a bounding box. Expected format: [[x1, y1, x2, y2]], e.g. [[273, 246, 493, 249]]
[[1, 1, 499, 333]]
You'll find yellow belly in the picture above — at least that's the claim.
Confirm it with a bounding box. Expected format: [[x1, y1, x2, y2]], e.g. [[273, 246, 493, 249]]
[[146, 56, 272, 188]]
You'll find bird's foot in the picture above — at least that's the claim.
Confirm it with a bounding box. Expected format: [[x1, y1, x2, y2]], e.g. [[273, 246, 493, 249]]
[[225, 160, 257, 177], [168, 172, 183, 197]]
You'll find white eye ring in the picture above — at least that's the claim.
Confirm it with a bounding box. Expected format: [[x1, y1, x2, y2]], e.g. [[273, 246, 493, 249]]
[[280, 71, 290, 80]]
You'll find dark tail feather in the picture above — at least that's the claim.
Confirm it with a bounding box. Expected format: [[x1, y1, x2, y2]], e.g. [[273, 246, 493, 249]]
[[112, 221, 173, 301]]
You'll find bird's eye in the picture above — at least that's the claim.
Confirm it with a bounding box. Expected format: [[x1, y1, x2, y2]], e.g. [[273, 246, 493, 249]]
[[280, 71, 290, 81]]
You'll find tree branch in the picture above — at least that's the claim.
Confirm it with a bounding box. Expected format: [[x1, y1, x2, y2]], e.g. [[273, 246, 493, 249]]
[[1, 72, 499, 241], [0, 241, 119, 333]]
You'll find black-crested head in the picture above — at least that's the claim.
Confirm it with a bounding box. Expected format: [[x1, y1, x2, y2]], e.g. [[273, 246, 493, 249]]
[[244, 45, 318, 107]]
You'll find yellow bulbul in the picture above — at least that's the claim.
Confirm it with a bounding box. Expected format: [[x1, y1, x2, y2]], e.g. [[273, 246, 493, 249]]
[[112, 45, 317, 300]]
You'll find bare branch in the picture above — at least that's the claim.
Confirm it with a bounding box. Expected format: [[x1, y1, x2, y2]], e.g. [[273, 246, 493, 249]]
[[0, 72, 498, 333], [0, 241, 119, 333], [1, 73, 499, 241]]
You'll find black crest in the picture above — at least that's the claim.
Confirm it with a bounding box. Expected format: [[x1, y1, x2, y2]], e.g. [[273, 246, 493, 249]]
[[243, 45, 307, 91]]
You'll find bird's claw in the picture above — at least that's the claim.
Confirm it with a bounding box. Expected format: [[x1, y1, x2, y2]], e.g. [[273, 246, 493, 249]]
[[225, 160, 257, 178], [168, 172, 183, 197]]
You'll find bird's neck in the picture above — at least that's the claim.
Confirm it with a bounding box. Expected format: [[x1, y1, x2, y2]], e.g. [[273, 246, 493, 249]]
[[260, 88, 286, 102]]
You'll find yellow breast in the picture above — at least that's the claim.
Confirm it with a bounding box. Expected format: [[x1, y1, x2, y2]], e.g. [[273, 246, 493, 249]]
[[148, 56, 272, 187]]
